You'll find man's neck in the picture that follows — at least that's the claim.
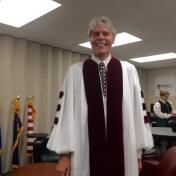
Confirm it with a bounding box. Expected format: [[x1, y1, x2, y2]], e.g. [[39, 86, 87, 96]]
[[94, 54, 110, 61], [160, 98, 167, 103], [92, 55, 111, 65]]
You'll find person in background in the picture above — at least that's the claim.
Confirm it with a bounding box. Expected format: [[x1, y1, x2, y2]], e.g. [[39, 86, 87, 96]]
[[47, 15, 153, 176], [154, 89, 176, 127]]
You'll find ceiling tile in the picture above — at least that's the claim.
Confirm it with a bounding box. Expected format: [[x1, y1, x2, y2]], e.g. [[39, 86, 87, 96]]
[[111, 44, 162, 60], [66, 0, 135, 17], [21, 17, 71, 37], [140, 0, 176, 20], [113, 6, 158, 31], [129, 0, 153, 5], [163, 17, 176, 30], [129, 21, 176, 39], [0, 23, 16, 35], [67, 44, 92, 56], [54, 30, 88, 44], [133, 58, 176, 69], [147, 33, 176, 46]]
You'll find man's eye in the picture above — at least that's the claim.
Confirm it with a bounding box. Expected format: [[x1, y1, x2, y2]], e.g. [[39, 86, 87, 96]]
[[92, 33, 98, 36], [104, 32, 110, 36]]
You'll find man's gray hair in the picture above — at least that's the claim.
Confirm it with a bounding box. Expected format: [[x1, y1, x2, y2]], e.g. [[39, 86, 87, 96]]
[[87, 15, 117, 39]]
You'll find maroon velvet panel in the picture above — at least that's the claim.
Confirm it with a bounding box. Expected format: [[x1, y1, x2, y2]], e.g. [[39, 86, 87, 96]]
[[83, 58, 124, 176], [107, 58, 124, 176]]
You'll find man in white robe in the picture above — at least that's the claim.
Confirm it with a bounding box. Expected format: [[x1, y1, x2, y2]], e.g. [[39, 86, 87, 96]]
[[47, 15, 154, 176]]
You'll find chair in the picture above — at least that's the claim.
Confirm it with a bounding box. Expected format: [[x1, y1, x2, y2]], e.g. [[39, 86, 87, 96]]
[[170, 119, 176, 132], [154, 140, 162, 154], [142, 148, 162, 161], [33, 137, 60, 163], [140, 146, 176, 176], [147, 111, 157, 127]]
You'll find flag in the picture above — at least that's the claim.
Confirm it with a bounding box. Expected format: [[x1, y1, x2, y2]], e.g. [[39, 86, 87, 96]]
[[0, 122, 2, 176], [26, 101, 36, 156], [12, 99, 24, 169]]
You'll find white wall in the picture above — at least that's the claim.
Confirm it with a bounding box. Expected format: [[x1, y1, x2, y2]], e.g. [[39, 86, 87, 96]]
[[146, 66, 176, 112], [137, 66, 176, 113], [137, 67, 147, 101]]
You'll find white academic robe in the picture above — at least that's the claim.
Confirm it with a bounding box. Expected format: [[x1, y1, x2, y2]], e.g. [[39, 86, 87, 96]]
[[47, 60, 154, 176]]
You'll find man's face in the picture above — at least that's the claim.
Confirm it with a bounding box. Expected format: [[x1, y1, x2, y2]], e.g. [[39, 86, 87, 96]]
[[161, 94, 169, 101], [89, 24, 114, 60]]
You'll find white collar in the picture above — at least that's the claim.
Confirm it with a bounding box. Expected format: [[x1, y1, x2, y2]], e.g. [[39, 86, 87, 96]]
[[91, 55, 111, 67], [160, 99, 166, 103]]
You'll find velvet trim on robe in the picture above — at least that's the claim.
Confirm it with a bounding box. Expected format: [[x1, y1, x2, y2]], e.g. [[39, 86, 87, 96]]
[[83, 57, 124, 176]]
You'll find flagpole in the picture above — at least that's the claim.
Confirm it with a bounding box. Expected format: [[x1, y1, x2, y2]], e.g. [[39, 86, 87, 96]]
[[11, 95, 20, 103]]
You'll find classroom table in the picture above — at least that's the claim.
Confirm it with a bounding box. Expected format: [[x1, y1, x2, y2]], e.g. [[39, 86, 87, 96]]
[[151, 127, 176, 151]]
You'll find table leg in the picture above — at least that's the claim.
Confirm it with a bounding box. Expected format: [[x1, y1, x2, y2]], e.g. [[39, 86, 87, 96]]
[[167, 138, 173, 150], [29, 156, 33, 164], [161, 141, 167, 154]]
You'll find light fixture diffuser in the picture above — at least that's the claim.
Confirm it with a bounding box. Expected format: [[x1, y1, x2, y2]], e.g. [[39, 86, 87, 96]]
[[79, 32, 142, 48], [0, 0, 61, 28], [130, 53, 176, 63]]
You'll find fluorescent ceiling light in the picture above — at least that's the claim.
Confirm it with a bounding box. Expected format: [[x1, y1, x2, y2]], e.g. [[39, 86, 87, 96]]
[[130, 53, 176, 63], [0, 0, 61, 28], [79, 32, 142, 48]]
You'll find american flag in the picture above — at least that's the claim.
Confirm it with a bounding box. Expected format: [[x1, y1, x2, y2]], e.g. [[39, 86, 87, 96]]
[[12, 99, 24, 168], [26, 101, 36, 156]]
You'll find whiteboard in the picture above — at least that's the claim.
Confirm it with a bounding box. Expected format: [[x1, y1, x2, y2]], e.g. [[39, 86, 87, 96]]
[[155, 75, 176, 97]]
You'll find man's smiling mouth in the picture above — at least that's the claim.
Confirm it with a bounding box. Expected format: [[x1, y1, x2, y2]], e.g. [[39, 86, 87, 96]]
[[95, 42, 108, 46]]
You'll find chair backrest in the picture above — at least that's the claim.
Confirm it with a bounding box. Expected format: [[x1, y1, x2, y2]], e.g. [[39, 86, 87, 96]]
[[156, 146, 176, 176], [147, 112, 152, 123], [150, 104, 154, 113]]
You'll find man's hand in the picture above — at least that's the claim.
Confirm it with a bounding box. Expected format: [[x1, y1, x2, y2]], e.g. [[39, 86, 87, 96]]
[[56, 154, 71, 176], [137, 158, 142, 173], [171, 112, 176, 117]]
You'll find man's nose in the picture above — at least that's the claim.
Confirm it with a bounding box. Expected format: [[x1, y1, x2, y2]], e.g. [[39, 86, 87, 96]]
[[98, 33, 104, 40]]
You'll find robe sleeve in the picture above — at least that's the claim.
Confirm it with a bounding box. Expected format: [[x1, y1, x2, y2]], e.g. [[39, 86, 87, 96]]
[[132, 65, 154, 151], [46, 67, 75, 154]]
